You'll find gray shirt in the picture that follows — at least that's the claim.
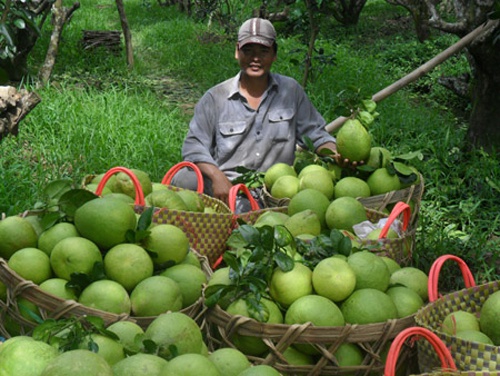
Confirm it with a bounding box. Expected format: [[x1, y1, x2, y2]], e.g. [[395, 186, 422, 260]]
[[182, 72, 336, 181]]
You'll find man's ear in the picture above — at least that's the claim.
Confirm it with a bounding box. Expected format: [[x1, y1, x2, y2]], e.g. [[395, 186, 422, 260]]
[[234, 43, 240, 59]]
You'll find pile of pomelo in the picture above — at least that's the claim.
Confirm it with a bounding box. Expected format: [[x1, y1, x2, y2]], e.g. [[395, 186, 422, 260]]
[[0, 310, 277, 376], [206, 217, 430, 366], [0, 181, 210, 333], [87, 167, 215, 213], [439, 290, 500, 346]]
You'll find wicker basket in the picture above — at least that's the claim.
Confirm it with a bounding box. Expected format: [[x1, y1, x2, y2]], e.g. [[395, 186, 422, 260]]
[[0, 249, 212, 337], [415, 279, 500, 372], [206, 303, 416, 376]]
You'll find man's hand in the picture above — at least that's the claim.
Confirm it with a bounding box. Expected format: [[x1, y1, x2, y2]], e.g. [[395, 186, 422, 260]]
[[196, 162, 233, 205]]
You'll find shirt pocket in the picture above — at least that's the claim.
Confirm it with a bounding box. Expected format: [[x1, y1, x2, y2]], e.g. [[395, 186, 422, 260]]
[[218, 120, 248, 158], [268, 108, 295, 142]]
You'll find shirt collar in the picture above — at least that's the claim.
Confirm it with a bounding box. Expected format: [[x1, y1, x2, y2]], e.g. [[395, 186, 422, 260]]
[[227, 71, 278, 100]]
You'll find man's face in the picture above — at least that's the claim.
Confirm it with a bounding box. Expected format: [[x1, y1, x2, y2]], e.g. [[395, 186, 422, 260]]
[[235, 43, 277, 79]]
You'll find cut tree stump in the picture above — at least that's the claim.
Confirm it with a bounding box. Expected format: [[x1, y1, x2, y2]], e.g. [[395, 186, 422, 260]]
[[0, 86, 41, 142], [82, 30, 122, 54]]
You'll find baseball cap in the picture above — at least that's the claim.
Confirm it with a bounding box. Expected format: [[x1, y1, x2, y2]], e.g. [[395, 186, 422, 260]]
[[238, 18, 276, 48]]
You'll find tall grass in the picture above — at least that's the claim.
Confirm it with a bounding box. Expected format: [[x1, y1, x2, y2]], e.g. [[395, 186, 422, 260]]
[[2, 0, 499, 286]]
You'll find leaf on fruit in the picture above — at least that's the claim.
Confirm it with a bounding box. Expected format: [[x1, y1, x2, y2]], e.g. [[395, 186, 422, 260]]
[[66, 262, 105, 295], [58, 188, 98, 218]]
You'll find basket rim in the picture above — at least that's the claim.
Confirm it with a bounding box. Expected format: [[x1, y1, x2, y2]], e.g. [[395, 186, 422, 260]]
[[0, 249, 212, 330], [206, 303, 415, 343]]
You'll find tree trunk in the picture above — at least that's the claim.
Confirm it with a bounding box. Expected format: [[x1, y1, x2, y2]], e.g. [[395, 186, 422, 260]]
[[466, 24, 500, 151], [115, 0, 134, 68]]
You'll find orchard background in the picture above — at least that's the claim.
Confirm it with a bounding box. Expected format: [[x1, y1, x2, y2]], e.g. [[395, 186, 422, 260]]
[[1, 0, 499, 290]]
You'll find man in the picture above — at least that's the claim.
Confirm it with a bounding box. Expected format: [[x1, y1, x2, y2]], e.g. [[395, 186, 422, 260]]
[[172, 17, 338, 206]]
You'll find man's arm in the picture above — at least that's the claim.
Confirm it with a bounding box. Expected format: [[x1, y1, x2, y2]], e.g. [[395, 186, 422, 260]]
[[196, 162, 233, 205]]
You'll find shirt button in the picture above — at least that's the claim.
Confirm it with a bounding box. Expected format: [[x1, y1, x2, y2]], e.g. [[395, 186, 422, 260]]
[[229, 128, 234, 132], [256, 152, 260, 157], [256, 131, 260, 135]]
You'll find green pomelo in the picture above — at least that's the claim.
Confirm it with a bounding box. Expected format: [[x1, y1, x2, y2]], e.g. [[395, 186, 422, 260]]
[[180, 250, 202, 268], [336, 119, 372, 162], [160, 353, 221, 376], [146, 189, 188, 210], [334, 177, 371, 199], [264, 162, 297, 190], [78, 334, 125, 366], [144, 312, 204, 359], [297, 164, 330, 179], [271, 175, 300, 199], [102, 192, 135, 204], [287, 188, 330, 229], [78, 280, 131, 315], [366, 227, 399, 240], [143, 224, 189, 266], [348, 251, 390, 291], [208, 266, 231, 286], [380, 256, 401, 274], [114, 169, 153, 199], [0, 216, 38, 259], [41, 349, 113, 376], [208, 348, 252, 376], [0, 336, 59, 376], [326, 196, 368, 232], [91, 173, 118, 192], [130, 275, 183, 316], [106, 321, 144, 353], [367, 168, 402, 196], [38, 222, 80, 256], [112, 353, 168, 376], [285, 294, 344, 327], [480, 290, 500, 345], [442, 310, 480, 335], [269, 262, 313, 308], [389, 267, 429, 301], [298, 170, 335, 200], [86, 183, 112, 196], [455, 329, 494, 345], [254, 210, 290, 228], [334, 343, 365, 368], [161, 264, 207, 307], [341, 288, 398, 324], [366, 146, 392, 169], [284, 209, 322, 237], [312, 257, 356, 302], [237, 364, 282, 376], [8, 247, 52, 284], [226, 298, 283, 356], [176, 189, 204, 212], [104, 243, 154, 291], [74, 197, 137, 250], [50, 236, 103, 281], [282, 347, 314, 365], [39, 278, 77, 301], [386, 286, 425, 318]]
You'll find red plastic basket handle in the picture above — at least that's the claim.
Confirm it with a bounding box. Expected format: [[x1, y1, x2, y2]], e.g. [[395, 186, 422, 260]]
[[228, 183, 260, 213], [378, 201, 411, 239], [384, 327, 457, 376], [95, 166, 145, 205], [161, 161, 204, 193], [428, 254, 476, 302]]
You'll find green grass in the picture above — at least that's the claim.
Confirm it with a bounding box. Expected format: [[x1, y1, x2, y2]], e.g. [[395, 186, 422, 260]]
[[2, 0, 499, 288]]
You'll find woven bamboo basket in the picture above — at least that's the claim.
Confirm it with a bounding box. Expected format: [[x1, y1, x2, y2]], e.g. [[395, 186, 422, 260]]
[[205, 303, 416, 376], [415, 280, 500, 372], [0, 249, 212, 338]]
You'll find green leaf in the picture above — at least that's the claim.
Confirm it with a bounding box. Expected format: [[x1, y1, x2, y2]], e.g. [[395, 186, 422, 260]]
[[393, 151, 423, 162], [43, 179, 74, 200], [58, 189, 98, 218], [0, 22, 14, 47], [141, 339, 158, 354], [137, 206, 154, 231], [274, 251, 294, 271], [13, 18, 25, 29], [274, 225, 294, 247]]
